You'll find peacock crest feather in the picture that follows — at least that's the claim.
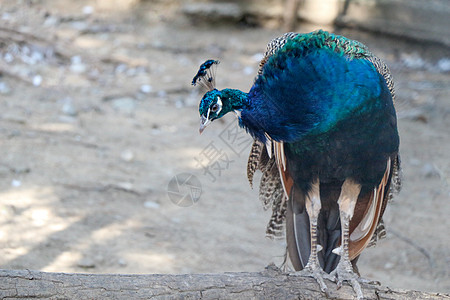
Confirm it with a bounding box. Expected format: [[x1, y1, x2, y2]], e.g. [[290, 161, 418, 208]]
[[191, 59, 219, 91]]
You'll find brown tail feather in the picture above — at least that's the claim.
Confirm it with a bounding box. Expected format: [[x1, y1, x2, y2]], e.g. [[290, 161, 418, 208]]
[[349, 158, 392, 259]]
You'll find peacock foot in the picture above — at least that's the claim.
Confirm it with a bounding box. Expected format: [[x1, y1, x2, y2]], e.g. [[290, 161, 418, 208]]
[[327, 259, 364, 300], [291, 262, 330, 296], [356, 277, 381, 286]]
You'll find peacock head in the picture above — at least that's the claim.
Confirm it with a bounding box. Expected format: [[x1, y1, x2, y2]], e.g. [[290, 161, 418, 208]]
[[198, 89, 231, 134], [192, 59, 247, 133], [192, 60, 247, 133]]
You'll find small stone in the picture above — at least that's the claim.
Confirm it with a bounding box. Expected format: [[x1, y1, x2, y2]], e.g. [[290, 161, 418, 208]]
[[4, 52, 14, 63], [118, 258, 127, 266], [44, 15, 59, 27], [111, 97, 136, 114], [144, 201, 160, 209], [117, 182, 133, 191], [30, 51, 44, 64], [71, 55, 82, 64], [384, 262, 394, 269], [77, 257, 95, 268], [140, 84, 153, 94], [437, 58, 450, 72], [115, 64, 127, 74], [2, 12, 12, 21], [120, 150, 134, 162], [0, 82, 11, 94], [11, 179, 21, 187], [82, 6, 94, 15], [70, 62, 87, 74], [61, 100, 78, 116], [32, 75, 42, 86]]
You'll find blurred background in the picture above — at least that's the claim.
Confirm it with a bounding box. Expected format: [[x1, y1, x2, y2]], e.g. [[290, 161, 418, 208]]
[[0, 0, 449, 293]]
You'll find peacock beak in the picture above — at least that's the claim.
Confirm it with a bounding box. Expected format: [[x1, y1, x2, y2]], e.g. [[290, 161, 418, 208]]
[[199, 115, 211, 134]]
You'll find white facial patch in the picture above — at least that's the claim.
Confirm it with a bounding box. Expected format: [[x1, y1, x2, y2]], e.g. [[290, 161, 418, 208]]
[[205, 96, 223, 124], [216, 96, 223, 115], [206, 106, 211, 121]]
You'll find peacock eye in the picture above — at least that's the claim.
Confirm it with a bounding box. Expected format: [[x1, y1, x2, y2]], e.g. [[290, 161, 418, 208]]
[[211, 104, 219, 112]]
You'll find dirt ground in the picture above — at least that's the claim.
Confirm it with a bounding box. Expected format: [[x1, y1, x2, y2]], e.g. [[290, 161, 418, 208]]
[[0, 0, 449, 295]]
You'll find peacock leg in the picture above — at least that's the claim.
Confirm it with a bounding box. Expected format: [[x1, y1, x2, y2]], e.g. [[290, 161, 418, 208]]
[[328, 179, 364, 300], [295, 181, 329, 294]]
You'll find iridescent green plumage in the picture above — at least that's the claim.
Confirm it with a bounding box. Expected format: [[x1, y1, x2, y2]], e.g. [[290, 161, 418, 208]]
[[285, 30, 370, 59]]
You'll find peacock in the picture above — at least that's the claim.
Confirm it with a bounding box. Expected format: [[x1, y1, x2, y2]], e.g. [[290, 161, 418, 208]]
[[192, 30, 401, 299]]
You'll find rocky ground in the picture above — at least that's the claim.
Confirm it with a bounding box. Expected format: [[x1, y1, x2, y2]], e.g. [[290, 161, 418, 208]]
[[0, 0, 449, 294]]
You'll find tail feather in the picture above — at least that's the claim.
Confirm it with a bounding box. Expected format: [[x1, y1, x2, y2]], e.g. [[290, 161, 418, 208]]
[[247, 142, 399, 271], [367, 218, 386, 248], [286, 185, 310, 270], [319, 183, 342, 273], [259, 158, 278, 209], [247, 140, 287, 238], [286, 184, 342, 272], [247, 141, 265, 188], [265, 193, 287, 238], [349, 158, 392, 259]]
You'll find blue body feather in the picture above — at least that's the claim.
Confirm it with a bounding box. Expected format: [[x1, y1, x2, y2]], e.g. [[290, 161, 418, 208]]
[[241, 39, 387, 144]]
